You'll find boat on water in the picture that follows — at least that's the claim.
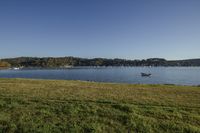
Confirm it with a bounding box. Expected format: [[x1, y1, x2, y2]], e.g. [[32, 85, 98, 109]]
[[141, 73, 151, 77], [11, 66, 24, 70], [13, 67, 20, 70]]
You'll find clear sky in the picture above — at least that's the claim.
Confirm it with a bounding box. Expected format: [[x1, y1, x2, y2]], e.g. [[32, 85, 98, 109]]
[[0, 0, 200, 60]]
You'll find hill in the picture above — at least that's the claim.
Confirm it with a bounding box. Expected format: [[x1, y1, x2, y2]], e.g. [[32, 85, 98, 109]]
[[2, 57, 200, 67], [168, 59, 200, 66]]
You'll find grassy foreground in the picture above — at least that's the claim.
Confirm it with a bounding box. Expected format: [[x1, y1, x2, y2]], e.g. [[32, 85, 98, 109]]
[[0, 79, 199, 133]]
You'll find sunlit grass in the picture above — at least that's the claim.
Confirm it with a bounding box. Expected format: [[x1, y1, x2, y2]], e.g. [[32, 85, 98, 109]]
[[0, 78, 199, 132]]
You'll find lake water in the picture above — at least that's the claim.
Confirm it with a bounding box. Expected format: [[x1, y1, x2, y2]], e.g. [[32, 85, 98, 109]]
[[0, 67, 200, 86]]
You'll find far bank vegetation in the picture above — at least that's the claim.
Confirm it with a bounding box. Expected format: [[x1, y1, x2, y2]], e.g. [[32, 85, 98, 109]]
[[0, 61, 10, 68]]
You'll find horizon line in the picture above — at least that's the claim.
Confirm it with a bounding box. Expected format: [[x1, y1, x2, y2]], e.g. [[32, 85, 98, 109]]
[[1, 56, 200, 61]]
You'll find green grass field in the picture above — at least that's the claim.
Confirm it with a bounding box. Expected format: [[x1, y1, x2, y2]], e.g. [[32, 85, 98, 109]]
[[0, 78, 199, 133]]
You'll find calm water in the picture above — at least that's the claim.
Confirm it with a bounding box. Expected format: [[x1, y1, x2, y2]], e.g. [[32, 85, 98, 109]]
[[0, 67, 200, 85]]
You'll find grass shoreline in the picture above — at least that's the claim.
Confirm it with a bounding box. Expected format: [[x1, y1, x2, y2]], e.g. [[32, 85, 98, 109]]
[[0, 77, 199, 87], [0, 78, 199, 132]]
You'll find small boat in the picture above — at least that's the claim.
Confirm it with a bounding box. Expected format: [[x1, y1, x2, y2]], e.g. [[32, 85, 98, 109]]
[[13, 67, 20, 70], [141, 73, 151, 77]]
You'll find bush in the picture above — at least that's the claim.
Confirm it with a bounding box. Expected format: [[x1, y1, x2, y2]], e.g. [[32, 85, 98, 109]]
[[0, 61, 11, 68]]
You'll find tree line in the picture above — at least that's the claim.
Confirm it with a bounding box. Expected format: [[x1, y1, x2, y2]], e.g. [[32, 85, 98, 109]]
[[1, 57, 200, 68]]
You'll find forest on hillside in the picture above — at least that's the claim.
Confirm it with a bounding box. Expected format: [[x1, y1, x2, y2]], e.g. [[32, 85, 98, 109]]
[[1, 57, 200, 68]]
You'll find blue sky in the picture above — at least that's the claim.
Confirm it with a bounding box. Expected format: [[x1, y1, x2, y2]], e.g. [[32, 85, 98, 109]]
[[0, 0, 200, 60]]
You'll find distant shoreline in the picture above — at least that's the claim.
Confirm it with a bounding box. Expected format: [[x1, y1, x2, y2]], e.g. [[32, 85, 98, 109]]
[[1, 57, 200, 67], [1, 65, 200, 71]]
